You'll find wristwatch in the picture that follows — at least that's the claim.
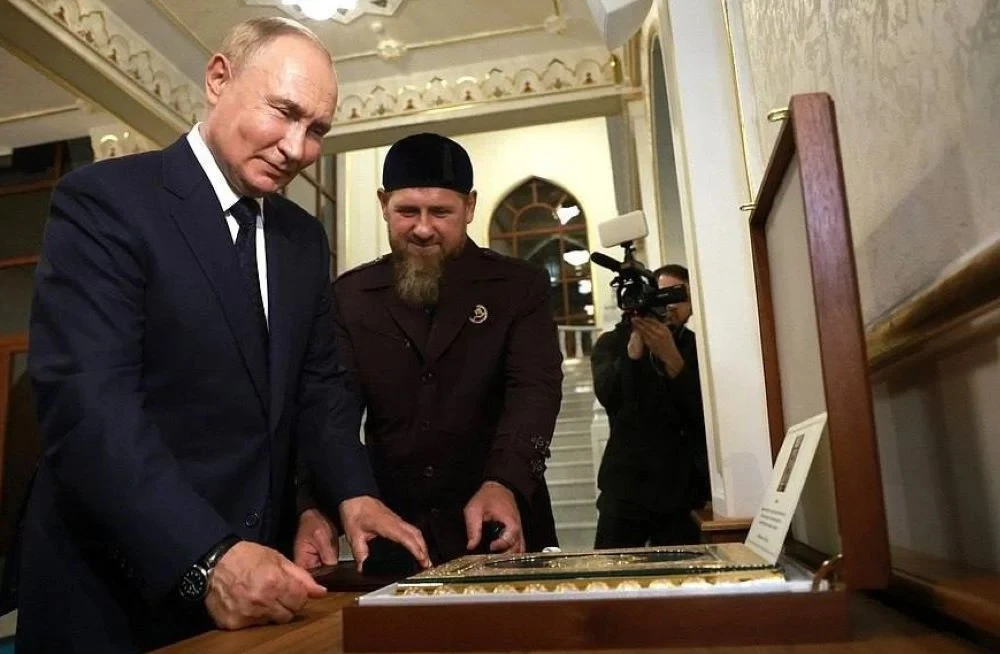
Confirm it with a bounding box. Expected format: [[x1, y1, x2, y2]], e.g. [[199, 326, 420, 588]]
[[178, 535, 241, 602]]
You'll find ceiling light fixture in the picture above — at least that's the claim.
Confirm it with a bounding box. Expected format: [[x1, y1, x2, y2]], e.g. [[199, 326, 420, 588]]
[[562, 250, 590, 267], [555, 205, 580, 225], [284, 0, 359, 21]]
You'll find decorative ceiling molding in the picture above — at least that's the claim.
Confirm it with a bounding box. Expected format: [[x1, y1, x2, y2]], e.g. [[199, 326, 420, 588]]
[[0, 104, 80, 126], [332, 2, 569, 65], [19, 0, 205, 126], [335, 56, 621, 124], [245, 0, 407, 26]]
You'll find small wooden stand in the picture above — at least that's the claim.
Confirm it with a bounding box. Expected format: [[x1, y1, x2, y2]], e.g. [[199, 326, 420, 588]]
[[342, 588, 849, 652], [691, 505, 752, 544]]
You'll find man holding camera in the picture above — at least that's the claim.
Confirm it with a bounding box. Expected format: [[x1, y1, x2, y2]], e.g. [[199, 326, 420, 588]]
[[591, 264, 710, 548]]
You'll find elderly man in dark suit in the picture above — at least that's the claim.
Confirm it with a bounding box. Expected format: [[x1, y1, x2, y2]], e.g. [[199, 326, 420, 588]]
[[14, 17, 428, 653], [294, 134, 563, 569]]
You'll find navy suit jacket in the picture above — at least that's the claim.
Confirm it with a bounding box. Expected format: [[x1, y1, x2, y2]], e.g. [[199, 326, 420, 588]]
[[15, 137, 376, 652]]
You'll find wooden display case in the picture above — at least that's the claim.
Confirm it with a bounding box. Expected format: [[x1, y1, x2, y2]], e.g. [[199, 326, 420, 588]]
[[340, 92, 891, 651]]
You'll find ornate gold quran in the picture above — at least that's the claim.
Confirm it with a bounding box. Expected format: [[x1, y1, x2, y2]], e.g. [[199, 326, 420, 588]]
[[391, 544, 785, 597]]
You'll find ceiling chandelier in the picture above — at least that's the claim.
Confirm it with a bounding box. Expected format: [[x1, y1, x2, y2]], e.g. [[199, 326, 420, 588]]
[[245, 0, 406, 24]]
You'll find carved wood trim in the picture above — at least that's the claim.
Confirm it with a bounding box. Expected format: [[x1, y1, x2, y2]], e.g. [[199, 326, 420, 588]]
[[866, 237, 1000, 374]]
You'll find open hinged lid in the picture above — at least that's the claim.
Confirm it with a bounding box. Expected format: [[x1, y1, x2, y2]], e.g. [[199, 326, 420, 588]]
[[747, 92, 890, 590]]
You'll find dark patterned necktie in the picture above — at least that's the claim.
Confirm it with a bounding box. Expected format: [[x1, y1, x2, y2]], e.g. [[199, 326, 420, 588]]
[[229, 198, 269, 362]]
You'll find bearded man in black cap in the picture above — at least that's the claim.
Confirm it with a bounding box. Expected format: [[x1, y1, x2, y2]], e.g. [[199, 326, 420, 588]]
[[294, 132, 563, 568]]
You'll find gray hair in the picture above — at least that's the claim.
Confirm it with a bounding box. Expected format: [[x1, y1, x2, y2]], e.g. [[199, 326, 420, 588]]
[[219, 17, 332, 73]]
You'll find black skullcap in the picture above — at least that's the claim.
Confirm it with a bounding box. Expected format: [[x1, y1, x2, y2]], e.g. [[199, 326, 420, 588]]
[[382, 132, 473, 194]]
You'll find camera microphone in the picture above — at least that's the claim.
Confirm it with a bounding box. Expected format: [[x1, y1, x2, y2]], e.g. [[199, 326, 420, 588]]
[[590, 251, 622, 272]]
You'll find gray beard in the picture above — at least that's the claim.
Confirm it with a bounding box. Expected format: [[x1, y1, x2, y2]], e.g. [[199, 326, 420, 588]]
[[392, 252, 443, 307]]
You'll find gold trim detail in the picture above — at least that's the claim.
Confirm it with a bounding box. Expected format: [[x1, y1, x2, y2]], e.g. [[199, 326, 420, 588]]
[[24, 0, 205, 126], [867, 236, 1000, 373], [767, 107, 790, 122], [0, 104, 79, 125], [720, 0, 754, 201], [334, 57, 617, 124]]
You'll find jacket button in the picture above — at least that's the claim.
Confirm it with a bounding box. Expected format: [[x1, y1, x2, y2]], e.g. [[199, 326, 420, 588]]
[[244, 512, 261, 528], [422, 465, 435, 479], [419, 419, 430, 431], [421, 371, 434, 383]]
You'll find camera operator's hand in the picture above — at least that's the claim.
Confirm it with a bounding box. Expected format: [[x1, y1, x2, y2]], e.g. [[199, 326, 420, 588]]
[[627, 328, 645, 360], [632, 317, 685, 378]]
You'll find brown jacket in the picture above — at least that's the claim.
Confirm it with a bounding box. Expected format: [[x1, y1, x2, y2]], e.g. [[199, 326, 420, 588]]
[[327, 240, 563, 563]]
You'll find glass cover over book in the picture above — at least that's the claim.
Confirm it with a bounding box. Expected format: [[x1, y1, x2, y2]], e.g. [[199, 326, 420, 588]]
[[392, 544, 784, 596]]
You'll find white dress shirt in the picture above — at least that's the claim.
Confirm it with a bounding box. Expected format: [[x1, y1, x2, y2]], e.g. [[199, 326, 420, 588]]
[[186, 124, 269, 323]]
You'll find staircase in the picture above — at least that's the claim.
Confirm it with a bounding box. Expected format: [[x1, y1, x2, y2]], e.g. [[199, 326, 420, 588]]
[[545, 327, 606, 551]]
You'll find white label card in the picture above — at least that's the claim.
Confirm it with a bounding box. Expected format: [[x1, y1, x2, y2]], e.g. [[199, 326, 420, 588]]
[[744, 412, 828, 564]]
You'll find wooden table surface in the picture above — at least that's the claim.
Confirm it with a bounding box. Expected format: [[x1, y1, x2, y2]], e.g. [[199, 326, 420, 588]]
[[154, 592, 989, 654]]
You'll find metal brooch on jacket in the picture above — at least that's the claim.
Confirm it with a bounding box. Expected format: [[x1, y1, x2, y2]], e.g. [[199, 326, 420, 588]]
[[469, 304, 488, 324]]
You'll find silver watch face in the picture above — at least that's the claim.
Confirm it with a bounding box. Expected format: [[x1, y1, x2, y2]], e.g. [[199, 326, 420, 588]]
[[178, 565, 208, 601]]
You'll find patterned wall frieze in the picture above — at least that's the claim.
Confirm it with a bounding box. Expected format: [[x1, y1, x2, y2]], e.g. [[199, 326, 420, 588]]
[[335, 56, 621, 123], [25, 0, 205, 125]]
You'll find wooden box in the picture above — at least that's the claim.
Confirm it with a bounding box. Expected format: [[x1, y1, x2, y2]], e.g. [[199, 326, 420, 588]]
[[341, 92, 890, 651]]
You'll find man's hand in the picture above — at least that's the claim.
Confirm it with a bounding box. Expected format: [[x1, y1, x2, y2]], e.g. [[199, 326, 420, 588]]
[[339, 496, 430, 572], [206, 541, 327, 630], [464, 481, 524, 554], [293, 509, 339, 570], [632, 317, 685, 377], [626, 327, 645, 360]]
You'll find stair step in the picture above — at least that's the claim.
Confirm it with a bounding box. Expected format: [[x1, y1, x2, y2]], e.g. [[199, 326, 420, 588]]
[[553, 431, 592, 443], [556, 414, 594, 431], [548, 459, 592, 469], [546, 479, 596, 502], [551, 437, 590, 451], [559, 519, 597, 530], [550, 443, 591, 455], [545, 465, 593, 484], [547, 459, 593, 471], [556, 412, 593, 423], [554, 524, 598, 551], [551, 499, 598, 524]]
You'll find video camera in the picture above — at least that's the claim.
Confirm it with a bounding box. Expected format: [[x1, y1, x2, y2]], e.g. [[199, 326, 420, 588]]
[[590, 210, 688, 318]]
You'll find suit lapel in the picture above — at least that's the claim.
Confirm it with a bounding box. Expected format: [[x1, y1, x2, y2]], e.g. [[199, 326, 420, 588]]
[[162, 139, 269, 414], [359, 261, 430, 359], [425, 242, 486, 363], [385, 296, 430, 359], [263, 196, 297, 432]]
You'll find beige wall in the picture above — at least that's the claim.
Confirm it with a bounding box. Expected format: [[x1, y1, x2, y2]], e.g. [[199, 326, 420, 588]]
[[739, 0, 1000, 323], [737, 0, 1000, 571]]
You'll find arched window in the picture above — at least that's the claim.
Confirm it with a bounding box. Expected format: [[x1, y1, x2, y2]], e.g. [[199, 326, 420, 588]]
[[489, 178, 594, 326]]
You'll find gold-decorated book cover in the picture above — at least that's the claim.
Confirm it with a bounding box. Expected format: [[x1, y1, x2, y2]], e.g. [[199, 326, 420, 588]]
[[354, 544, 816, 604]]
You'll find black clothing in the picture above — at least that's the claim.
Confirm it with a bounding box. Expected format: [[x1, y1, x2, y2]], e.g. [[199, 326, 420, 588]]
[[591, 321, 709, 547]]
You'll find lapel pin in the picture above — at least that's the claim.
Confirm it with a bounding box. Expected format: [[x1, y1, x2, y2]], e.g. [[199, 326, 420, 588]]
[[469, 304, 488, 324]]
